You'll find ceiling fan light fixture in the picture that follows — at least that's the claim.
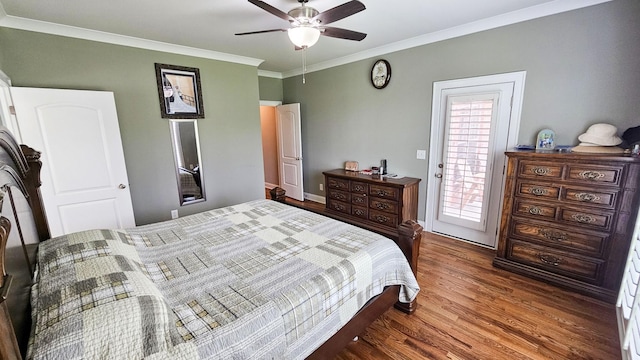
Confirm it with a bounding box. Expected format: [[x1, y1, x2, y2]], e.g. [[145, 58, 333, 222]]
[[288, 26, 320, 48]]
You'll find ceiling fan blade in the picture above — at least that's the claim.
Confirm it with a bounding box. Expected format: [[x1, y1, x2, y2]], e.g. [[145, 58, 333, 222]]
[[321, 27, 367, 41], [248, 0, 294, 22], [235, 29, 287, 36], [313, 1, 365, 25]]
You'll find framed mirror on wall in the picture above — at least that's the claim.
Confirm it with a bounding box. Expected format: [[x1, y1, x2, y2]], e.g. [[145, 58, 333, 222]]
[[170, 120, 205, 205]]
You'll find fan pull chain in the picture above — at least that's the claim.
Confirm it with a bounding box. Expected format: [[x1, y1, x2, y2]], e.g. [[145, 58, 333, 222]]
[[302, 48, 307, 84]]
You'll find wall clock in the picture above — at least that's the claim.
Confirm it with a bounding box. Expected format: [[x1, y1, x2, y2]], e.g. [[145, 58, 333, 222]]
[[371, 59, 391, 89]]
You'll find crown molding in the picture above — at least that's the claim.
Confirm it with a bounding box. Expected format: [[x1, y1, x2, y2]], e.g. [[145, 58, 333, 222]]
[[0, 15, 265, 67], [282, 0, 612, 78], [0, 0, 611, 78], [257, 70, 283, 79]]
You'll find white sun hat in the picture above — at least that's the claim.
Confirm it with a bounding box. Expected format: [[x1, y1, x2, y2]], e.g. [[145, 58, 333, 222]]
[[577, 123, 623, 146]]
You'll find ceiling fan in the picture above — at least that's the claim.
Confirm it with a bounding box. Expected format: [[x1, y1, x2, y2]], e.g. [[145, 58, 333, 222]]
[[235, 0, 367, 49]]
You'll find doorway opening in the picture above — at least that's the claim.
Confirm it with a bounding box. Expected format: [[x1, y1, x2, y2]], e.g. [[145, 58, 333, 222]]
[[259, 101, 304, 201]]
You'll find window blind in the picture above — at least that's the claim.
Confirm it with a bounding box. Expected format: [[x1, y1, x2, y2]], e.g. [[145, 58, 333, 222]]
[[618, 208, 640, 359], [441, 98, 493, 224]]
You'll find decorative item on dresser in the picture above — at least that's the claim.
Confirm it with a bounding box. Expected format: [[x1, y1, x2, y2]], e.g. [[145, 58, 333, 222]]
[[323, 169, 421, 240], [493, 151, 640, 303]]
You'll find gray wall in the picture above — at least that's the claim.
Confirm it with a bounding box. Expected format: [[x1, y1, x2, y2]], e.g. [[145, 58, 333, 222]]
[[0, 28, 265, 225], [283, 0, 640, 221], [258, 76, 284, 102]]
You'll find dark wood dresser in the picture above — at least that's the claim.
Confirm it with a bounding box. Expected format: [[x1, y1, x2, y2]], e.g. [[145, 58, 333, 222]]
[[323, 169, 421, 239], [493, 151, 640, 303]]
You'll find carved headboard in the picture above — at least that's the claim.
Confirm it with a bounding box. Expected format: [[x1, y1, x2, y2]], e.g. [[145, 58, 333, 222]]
[[0, 127, 49, 242], [0, 125, 50, 359]]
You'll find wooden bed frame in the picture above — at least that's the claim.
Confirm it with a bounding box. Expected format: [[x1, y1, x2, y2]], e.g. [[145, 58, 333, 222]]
[[0, 127, 422, 360]]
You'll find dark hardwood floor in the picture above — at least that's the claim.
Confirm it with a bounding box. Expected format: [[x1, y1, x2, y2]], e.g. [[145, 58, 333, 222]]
[[268, 191, 621, 360]]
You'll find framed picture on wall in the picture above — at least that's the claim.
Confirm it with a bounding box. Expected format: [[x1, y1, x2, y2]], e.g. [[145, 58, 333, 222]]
[[155, 63, 204, 119]]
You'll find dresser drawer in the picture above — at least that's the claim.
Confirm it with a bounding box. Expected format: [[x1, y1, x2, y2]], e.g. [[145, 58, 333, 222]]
[[518, 161, 563, 180], [560, 208, 614, 231], [350, 181, 368, 194], [327, 177, 349, 191], [513, 199, 557, 220], [327, 199, 350, 214], [516, 181, 560, 200], [351, 193, 367, 206], [370, 198, 399, 214], [328, 189, 350, 203], [510, 218, 608, 257], [369, 210, 398, 228], [351, 205, 368, 219], [507, 240, 603, 283], [369, 184, 399, 200], [561, 186, 618, 209], [566, 164, 623, 187]]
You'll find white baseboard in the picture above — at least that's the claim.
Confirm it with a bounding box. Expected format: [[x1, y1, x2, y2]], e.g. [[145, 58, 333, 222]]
[[304, 192, 326, 204], [264, 182, 278, 190]]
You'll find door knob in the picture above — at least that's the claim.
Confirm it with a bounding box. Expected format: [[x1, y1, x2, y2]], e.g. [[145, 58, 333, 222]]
[[119, 184, 127, 189]]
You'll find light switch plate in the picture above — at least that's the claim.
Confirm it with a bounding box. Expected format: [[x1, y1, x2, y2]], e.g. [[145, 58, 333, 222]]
[[416, 150, 427, 160]]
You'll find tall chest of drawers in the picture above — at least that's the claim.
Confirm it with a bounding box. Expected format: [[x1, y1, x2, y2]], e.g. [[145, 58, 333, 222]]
[[493, 151, 640, 303], [323, 169, 421, 238]]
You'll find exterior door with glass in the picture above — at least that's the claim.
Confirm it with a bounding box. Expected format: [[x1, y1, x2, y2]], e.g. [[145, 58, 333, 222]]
[[426, 73, 525, 247]]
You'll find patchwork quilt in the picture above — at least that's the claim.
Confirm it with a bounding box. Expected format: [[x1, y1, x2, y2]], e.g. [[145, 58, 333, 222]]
[[28, 200, 420, 359]]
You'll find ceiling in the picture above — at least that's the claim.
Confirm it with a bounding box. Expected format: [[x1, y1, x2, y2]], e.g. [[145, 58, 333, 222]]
[[0, 0, 610, 76]]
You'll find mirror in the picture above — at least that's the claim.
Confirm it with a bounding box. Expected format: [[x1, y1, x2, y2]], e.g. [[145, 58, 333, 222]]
[[170, 120, 205, 205]]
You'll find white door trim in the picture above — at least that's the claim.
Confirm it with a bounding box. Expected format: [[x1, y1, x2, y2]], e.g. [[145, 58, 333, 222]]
[[259, 100, 282, 107], [425, 71, 526, 248]]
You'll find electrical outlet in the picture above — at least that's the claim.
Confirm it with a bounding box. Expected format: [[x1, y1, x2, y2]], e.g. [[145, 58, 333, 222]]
[[171, 209, 178, 219], [416, 149, 427, 160], [319, 183, 324, 191]]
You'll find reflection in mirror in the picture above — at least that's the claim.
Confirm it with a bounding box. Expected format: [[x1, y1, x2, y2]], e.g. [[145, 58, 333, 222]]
[[170, 120, 205, 205]]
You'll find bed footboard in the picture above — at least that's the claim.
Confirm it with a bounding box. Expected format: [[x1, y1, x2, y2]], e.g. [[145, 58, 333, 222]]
[[395, 220, 422, 314], [269, 186, 422, 314]]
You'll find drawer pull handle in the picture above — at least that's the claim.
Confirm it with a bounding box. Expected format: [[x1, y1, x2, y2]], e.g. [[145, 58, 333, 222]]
[[571, 213, 596, 223], [353, 185, 365, 192], [578, 170, 605, 181], [539, 254, 562, 266], [377, 190, 391, 197], [538, 229, 567, 242], [332, 204, 346, 211], [354, 209, 365, 216], [375, 203, 390, 210], [353, 197, 364, 204], [375, 215, 390, 223], [574, 192, 600, 202], [531, 167, 550, 176], [333, 193, 346, 201], [528, 206, 543, 215], [530, 187, 548, 196]]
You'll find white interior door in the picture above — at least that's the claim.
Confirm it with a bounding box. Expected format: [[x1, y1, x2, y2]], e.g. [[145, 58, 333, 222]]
[[426, 72, 525, 248], [276, 103, 304, 201], [11, 87, 136, 237]]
